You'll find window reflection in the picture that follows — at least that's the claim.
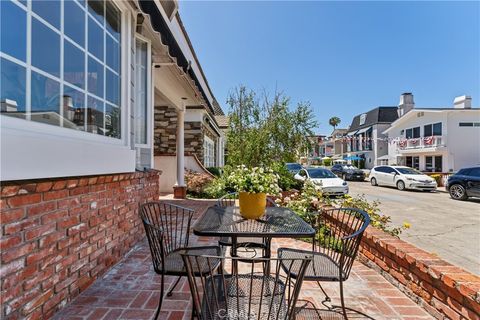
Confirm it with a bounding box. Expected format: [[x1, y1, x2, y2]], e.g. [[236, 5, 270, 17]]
[[64, 0, 85, 46], [1, 58, 26, 115], [106, 70, 120, 105], [64, 41, 85, 89], [88, 17, 104, 61], [88, 0, 104, 24], [1, 0, 122, 139], [106, 35, 120, 71], [63, 86, 85, 131], [31, 72, 61, 126], [105, 104, 120, 138], [86, 96, 104, 135], [1, 1, 27, 62], [32, 0, 60, 29], [32, 18, 60, 77], [87, 58, 104, 98]]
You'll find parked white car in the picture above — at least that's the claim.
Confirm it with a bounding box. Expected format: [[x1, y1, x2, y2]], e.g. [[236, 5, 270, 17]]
[[294, 168, 349, 195], [369, 166, 437, 191]]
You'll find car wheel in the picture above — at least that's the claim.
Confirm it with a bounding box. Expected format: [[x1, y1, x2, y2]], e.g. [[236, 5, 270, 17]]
[[370, 178, 377, 186], [449, 184, 468, 200], [397, 180, 406, 191]]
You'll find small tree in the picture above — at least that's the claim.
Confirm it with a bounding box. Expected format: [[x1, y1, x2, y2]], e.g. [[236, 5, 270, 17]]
[[329, 116, 341, 131], [226, 86, 318, 167]]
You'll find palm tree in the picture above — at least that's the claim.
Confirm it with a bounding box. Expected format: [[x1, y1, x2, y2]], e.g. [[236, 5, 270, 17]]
[[329, 116, 341, 131]]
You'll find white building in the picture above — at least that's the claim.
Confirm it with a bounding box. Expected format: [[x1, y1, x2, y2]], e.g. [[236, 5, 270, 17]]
[[0, 0, 226, 197], [384, 94, 480, 172]]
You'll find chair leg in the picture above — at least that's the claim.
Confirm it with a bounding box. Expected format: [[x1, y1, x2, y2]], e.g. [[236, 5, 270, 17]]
[[316, 281, 331, 303], [167, 276, 182, 297], [154, 274, 165, 320], [339, 279, 348, 320]]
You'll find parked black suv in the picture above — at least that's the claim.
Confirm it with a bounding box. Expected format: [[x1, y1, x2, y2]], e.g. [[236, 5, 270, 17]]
[[446, 167, 480, 200], [331, 164, 365, 181]]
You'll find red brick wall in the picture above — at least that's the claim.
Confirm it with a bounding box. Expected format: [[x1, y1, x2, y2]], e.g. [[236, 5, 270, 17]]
[[0, 170, 160, 319], [357, 227, 480, 320]]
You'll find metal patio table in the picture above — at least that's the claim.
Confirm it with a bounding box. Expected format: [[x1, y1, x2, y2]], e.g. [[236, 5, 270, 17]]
[[193, 205, 315, 273]]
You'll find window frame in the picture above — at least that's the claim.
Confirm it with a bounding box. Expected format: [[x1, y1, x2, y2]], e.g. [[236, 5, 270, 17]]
[[0, 0, 127, 145], [133, 34, 152, 148], [203, 135, 215, 168]]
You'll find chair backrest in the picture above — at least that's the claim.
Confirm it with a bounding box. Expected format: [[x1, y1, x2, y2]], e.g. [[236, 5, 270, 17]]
[[139, 202, 194, 272], [217, 192, 279, 208], [314, 207, 370, 280], [181, 254, 311, 320]]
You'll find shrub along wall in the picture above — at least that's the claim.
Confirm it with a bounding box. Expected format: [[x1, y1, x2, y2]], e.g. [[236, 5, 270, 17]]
[[0, 170, 161, 319], [356, 226, 480, 320]]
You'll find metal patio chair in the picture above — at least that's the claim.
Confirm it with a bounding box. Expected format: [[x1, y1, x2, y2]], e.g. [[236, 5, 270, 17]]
[[216, 192, 278, 256], [140, 202, 222, 320], [181, 253, 312, 320], [277, 207, 370, 320]]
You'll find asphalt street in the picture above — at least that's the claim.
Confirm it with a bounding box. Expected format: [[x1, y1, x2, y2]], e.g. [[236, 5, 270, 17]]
[[348, 181, 480, 275]]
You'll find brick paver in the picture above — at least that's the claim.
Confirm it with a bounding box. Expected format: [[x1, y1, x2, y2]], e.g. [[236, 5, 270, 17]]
[[53, 199, 434, 320]]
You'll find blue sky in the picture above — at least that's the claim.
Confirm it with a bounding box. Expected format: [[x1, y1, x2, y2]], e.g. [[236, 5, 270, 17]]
[[180, 1, 480, 135]]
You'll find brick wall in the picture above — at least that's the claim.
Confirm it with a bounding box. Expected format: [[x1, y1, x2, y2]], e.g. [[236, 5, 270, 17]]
[[154, 106, 178, 154], [0, 170, 161, 319], [185, 121, 204, 163], [352, 225, 480, 319]]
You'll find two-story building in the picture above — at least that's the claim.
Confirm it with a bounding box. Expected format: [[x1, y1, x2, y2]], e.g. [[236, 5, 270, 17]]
[[384, 94, 480, 172], [330, 128, 348, 160], [345, 106, 399, 169]]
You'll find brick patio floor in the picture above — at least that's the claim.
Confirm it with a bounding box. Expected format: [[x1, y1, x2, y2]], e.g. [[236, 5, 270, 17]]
[[53, 199, 434, 320]]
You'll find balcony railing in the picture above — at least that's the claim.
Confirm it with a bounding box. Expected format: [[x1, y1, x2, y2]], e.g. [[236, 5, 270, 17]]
[[395, 135, 446, 150]]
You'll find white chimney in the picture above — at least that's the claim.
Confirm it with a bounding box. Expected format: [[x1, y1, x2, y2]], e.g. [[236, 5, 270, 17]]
[[453, 95, 472, 109], [398, 92, 415, 117]]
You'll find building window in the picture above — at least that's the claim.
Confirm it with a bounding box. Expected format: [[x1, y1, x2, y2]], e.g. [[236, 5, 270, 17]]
[[426, 156, 443, 172], [134, 39, 149, 145], [424, 122, 442, 136], [406, 156, 419, 170], [0, 0, 122, 138], [406, 127, 420, 139], [204, 136, 215, 168], [459, 122, 480, 127]]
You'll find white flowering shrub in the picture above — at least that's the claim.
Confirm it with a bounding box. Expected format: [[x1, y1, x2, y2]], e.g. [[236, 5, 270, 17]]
[[226, 165, 282, 194]]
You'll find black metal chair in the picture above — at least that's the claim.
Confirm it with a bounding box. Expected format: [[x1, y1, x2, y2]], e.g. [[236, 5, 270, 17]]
[[277, 207, 370, 320], [181, 253, 312, 320], [216, 192, 277, 256], [140, 202, 222, 320]]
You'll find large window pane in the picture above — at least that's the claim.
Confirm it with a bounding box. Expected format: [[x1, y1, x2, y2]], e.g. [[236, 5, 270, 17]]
[[88, 0, 104, 25], [63, 85, 85, 131], [88, 17, 104, 61], [105, 70, 119, 105], [1, 58, 26, 116], [32, 0, 60, 29], [31, 71, 60, 126], [64, 41, 85, 89], [105, 104, 120, 138], [105, 2, 121, 41], [87, 57, 103, 97], [32, 18, 60, 77], [86, 96, 104, 134], [135, 40, 147, 144], [424, 124, 432, 137], [1, 1, 27, 62], [433, 122, 442, 136], [64, 0, 85, 46], [106, 35, 120, 71]]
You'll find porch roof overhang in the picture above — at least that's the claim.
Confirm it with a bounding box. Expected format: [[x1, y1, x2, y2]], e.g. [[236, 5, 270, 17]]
[[137, 0, 216, 115]]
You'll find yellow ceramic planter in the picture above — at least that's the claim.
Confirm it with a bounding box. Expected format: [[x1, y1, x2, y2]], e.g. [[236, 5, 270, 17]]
[[239, 192, 267, 219]]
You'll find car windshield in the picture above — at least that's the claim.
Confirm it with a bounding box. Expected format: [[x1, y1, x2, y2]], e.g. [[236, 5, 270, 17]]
[[307, 168, 337, 178], [396, 167, 422, 175], [286, 163, 302, 171]]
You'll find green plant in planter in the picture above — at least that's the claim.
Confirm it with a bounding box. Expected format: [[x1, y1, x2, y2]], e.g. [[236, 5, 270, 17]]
[[226, 165, 281, 194]]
